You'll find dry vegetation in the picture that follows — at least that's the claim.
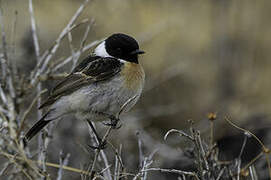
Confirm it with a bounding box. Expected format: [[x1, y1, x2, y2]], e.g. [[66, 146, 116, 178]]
[[1, 0, 271, 179]]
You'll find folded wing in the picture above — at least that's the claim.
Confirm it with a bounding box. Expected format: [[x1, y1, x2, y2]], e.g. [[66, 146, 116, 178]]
[[39, 56, 123, 109]]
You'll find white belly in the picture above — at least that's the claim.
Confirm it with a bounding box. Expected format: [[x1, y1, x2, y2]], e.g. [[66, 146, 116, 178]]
[[48, 74, 143, 122]]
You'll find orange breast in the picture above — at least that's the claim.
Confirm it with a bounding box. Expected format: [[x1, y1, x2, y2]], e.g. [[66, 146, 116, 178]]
[[121, 62, 145, 90]]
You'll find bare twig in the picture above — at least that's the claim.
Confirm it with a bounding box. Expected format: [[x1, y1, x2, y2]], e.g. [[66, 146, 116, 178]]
[[207, 112, 216, 146], [141, 168, 199, 180], [99, 146, 112, 180], [0, 162, 12, 176], [242, 152, 263, 172], [216, 167, 226, 180], [0, 6, 8, 80], [35, 18, 88, 71], [113, 144, 123, 180], [237, 132, 249, 180], [136, 131, 144, 169], [67, 32, 75, 69], [194, 130, 210, 172], [86, 95, 139, 180], [118, 95, 138, 117], [28, 1, 46, 177], [57, 151, 70, 180], [85, 124, 112, 180], [11, 10, 18, 77], [28, 0, 40, 63], [0, 151, 94, 176], [17, 89, 47, 136], [133, 132, 158, 180], [31, 0, 90, 85], [71, 18, 95, 71], [39, 0, 89, 73], [0, 105, 8, 114], [52, 39, 101, 73], [7, 96, 17, 139], [164, 129, 194, 141], [0, 85, 7, 105], [225, 116, 268, 153], [248, 165, 258, 180], [225, 116, 271, 178], [0, 7, 16, 101]]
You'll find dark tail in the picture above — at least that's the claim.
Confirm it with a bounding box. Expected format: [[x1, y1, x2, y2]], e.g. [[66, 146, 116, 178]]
[[23, 111, 52, 146]]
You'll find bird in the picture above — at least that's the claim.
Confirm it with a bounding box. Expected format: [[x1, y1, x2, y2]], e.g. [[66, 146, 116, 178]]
[[23, 33, 145, 148]]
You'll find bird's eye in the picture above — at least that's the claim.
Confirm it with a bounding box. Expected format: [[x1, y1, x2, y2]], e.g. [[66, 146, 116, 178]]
[[116, 48, 122, 54]]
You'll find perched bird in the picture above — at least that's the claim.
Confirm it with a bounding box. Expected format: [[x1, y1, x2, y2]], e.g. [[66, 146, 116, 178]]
[[24, 33, 145, 147]]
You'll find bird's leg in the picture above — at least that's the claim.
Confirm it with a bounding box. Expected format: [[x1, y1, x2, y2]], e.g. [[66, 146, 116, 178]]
[[103, 115, 121, 129], [86, 120, 106, 150]]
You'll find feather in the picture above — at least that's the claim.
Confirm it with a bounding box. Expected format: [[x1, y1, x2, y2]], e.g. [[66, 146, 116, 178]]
[[39, 56, 123, 109], [23, 110, 52, 146]]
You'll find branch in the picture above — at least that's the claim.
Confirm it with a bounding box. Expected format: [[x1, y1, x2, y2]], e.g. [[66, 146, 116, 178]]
[[30, 0, 90, 85], [0, 6, 8, 80], [52, 39, 101, 73], [28, 0, 40, 62], [141, 168, 199, 180]]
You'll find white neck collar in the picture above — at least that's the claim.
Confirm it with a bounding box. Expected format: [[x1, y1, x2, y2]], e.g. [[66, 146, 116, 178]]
[[94, 41, 112, 58]]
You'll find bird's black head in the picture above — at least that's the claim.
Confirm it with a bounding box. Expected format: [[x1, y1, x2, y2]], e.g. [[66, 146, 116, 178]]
[[104, 33, 144, 63]]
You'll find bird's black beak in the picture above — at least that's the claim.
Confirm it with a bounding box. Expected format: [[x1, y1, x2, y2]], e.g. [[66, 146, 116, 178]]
[[130, 49, 145, 55]]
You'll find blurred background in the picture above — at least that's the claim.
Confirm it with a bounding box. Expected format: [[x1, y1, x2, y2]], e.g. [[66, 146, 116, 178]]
[[1, 0, 271, 179]]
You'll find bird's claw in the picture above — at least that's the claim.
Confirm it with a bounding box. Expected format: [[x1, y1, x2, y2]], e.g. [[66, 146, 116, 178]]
[[103, 116, 121, 129], [103, 121, 122, 129], [88, 140, 107, 150]]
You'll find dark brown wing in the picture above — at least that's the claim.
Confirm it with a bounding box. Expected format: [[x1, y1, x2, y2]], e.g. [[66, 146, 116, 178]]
[[39, 56, 123, 109]]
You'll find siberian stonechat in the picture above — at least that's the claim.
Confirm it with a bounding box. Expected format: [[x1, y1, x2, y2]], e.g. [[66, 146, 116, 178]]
[[24, 33, 145, 147]]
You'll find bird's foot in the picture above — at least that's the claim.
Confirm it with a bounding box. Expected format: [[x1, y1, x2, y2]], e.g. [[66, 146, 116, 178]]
[[86, 119, 107, 150], [88, 138, 107, 150], [103, 115, 121, 129]]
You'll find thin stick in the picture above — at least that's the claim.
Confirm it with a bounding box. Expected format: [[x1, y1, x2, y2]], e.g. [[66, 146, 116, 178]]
[[225, 116, 271, 178], [0, 85, 7, 105], [0, 7, 16, 101], [17, 89, 47, 136], [67, 31, 75, 69], [216, 167, 226, 180], [210, 120, 214, 146], [71, 18, 95, 70], [141, 168, 199, 180], [86, 95, 137, 180], [248, 165, 258, 180], [0, 105, 8, 114], [265, 153, 271, 180], [164, 129, 194, 141], [242, 152, 263, 172], [28, 1, 46, 177], [28, 0, 40, 62], [225, 116, 268, 152], [56, 151, 70, 180], [136, 131, 144, 169], [52, 39, 101, 72], [11, 10, 18, 77], [88, 126, 113, 180], [0, 151, 93, 176], [237, 134, 248, 180], [196, 130, 210, 171], [113, 144, 122, 180], [31, 0, 90, 85], [0, 6, 8, 80], [35, 18, 89, 76], [99, 148, 112, 180], [39, 0, 89, 73]]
